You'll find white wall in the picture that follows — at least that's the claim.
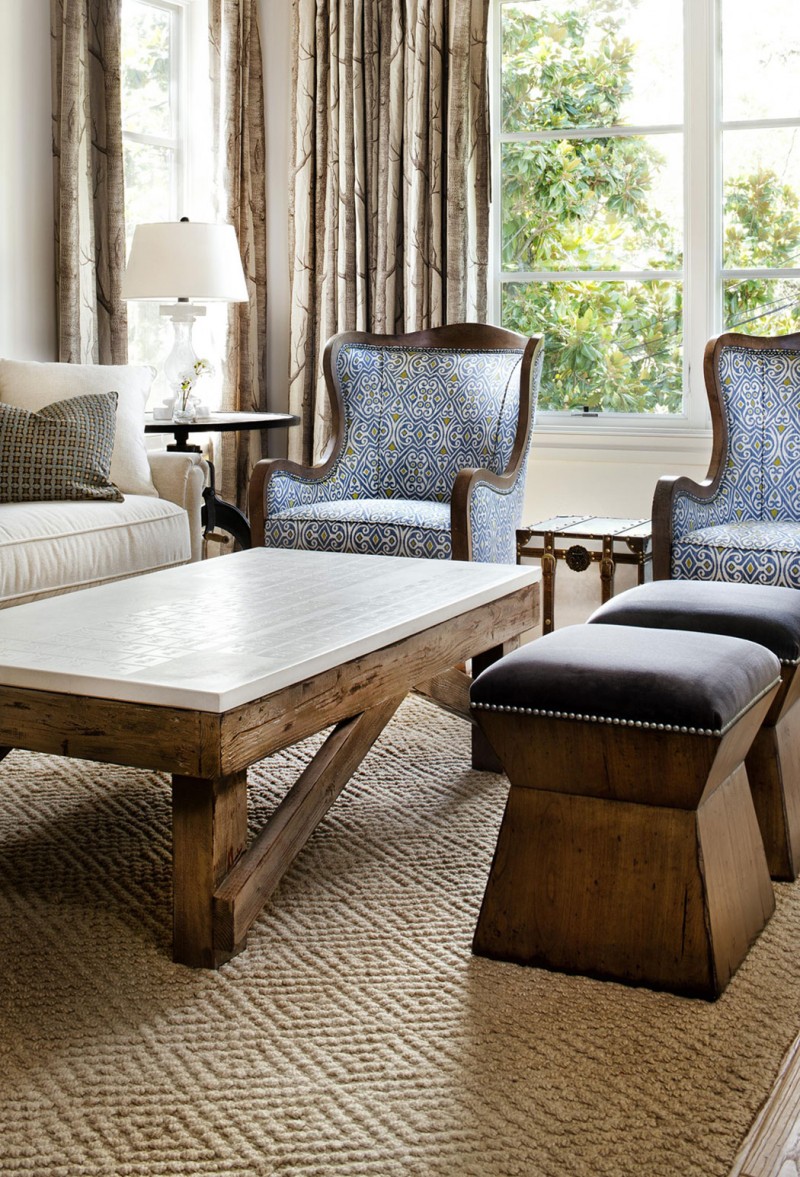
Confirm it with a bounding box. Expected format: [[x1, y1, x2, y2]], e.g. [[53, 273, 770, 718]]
[[0, 0, 56, 360], [524, 437, 710, 521]]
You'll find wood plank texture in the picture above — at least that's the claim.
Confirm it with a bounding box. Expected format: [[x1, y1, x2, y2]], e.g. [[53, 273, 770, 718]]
[[217, 586, 535, 775], [214, 694, 405, 951], [414, 667, 472, 719], [697, 764, 775, 992], [746, 691, 800, 880], [730, 1032, 800, 1176], [473, 785, 716, 994], [0, 686, 221, 776], [172, 769, 249, 968]]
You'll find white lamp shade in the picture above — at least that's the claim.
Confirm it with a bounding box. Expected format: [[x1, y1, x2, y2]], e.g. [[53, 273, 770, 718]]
[[121, 221, 249, 302]]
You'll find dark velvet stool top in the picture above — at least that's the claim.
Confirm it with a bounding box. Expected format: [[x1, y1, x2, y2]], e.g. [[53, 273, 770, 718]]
[[470, 624, 780, 736], [588, 580, 800, 665]]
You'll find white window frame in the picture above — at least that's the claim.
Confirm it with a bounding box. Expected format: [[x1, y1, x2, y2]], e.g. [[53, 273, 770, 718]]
[[122, 0, 214, 404], [489, 0, 800, 453], [121, 0, 210, 224]]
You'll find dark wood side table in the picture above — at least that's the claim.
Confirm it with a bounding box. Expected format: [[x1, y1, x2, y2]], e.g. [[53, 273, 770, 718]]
[[517, 515, 653, 634], [145, 411, 299, 550]]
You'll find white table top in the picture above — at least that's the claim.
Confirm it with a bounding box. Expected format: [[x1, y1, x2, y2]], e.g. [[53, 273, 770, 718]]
[[0, 549, 538, 713]]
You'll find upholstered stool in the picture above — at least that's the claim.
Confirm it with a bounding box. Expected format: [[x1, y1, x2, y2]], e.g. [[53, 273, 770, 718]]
[[470, 625, 781, 998], [589, 581, 800, 881]]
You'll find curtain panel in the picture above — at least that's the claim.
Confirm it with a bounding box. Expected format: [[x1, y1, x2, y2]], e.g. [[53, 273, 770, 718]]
[[51, 0, 128, 365], [289, 0, 491, 463], [209, 0, 268, 510]]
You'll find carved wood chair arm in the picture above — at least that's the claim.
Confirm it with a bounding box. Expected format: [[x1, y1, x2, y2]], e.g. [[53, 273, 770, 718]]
[[248, 457, 334, 547], [451, 465, 523, 562], [651, 473, 717, 579]]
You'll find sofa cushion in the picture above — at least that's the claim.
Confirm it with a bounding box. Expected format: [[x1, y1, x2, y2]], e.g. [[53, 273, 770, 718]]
[[0, 393, 122, 504], [264, 497, 452, 559], [0, 497, 191, 607], [0, 359, 157, 497], [672, 520, 800, 587]]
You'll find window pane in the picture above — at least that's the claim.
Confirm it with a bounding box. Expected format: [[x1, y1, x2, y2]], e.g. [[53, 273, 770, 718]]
[[724, 279, 800, 335], [121, 0, 174, 139], [501, 0, 682, 134], [501, 280, 683, 414], [123, 141, 176, 248], [722, 0, 800, 123], [501, 134, 682, 272], [722, 130, 800, 270]]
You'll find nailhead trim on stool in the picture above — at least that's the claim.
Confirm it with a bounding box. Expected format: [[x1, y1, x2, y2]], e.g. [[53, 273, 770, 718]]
[[470, 689, 778, 737]]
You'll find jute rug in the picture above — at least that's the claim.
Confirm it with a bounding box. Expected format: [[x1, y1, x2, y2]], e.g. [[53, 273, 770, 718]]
[[1, 695, 798, 1177]]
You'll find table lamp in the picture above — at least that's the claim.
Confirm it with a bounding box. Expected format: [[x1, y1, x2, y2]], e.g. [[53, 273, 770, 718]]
[[121, 218, 248, 418]]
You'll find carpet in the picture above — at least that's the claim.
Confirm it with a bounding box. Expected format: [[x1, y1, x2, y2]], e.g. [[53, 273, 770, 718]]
[[0, 694, 797, 1177]]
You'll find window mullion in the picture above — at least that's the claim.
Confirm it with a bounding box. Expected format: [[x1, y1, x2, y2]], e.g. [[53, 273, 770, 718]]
[[683, 0, 718, 430]]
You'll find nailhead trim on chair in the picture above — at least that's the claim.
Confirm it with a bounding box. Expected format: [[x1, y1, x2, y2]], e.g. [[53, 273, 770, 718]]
[[470, 675, 780, 737]]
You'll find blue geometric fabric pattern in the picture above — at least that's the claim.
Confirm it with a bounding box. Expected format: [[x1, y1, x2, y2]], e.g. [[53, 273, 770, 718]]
[[263, 341, 533, 563], [264, 497, 451, 560], [673, 521, 800, 588], [670, 345, 800, 585], [469, 425, 535, 564]]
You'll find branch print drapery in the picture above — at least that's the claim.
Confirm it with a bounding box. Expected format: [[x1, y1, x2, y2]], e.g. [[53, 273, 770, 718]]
[[289, 0, 491, 463], [51, 0, 127, 364], [209, 0, 268, 510]]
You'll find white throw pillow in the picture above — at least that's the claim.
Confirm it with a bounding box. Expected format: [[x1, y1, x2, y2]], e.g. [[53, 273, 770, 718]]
[[0, 359, 158, 497]]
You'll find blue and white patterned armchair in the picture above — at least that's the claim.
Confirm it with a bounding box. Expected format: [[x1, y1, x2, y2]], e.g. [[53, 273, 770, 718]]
[[249, 325, 544, 563], [653, 331, 800, 585]]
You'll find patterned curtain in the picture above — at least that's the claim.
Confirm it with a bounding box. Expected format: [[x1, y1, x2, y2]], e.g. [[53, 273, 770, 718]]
[[209, 0, 268, 509], [289, 0, 491, 463], [51, 0, 127, 364]]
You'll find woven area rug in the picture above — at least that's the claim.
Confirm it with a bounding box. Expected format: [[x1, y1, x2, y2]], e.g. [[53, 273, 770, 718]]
[[1, 694, 798, 1177]]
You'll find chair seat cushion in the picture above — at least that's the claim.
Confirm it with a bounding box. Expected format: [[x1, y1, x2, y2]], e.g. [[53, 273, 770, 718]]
[[264, 497, 452, 559], [589, 580, 800, 665], [673, 521, 800, 587], [0, 496, 191, 607], [470, 624, 780, 735]]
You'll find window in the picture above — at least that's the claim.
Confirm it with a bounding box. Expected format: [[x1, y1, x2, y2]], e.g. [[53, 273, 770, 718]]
[[492, 0, 800, 427], [121, 0, 184, 230], [121, 0, 214, 396]]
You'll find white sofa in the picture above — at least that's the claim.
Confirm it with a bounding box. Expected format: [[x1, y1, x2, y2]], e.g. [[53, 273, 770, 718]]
[[0, 359, 208, 609]]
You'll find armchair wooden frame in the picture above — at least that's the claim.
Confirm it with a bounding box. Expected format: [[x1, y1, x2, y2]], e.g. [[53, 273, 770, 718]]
[[652, 330, 800, 579], [249, 323, 543, 560]]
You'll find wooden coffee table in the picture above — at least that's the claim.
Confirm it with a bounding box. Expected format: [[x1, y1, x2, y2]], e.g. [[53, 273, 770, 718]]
[[0, 549, 538, 968]]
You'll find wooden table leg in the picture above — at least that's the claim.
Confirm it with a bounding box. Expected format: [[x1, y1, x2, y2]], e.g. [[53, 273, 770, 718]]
[[213, 695, 405, 956], [172, 768, 248, 968]]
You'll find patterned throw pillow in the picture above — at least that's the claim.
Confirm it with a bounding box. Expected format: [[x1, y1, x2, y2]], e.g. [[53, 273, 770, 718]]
[[0, 391, 123, 503]]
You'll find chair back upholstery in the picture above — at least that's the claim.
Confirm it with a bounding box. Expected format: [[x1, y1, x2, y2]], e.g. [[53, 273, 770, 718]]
[[328, 339, 526, 503], [711, 339, 800, 523]]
